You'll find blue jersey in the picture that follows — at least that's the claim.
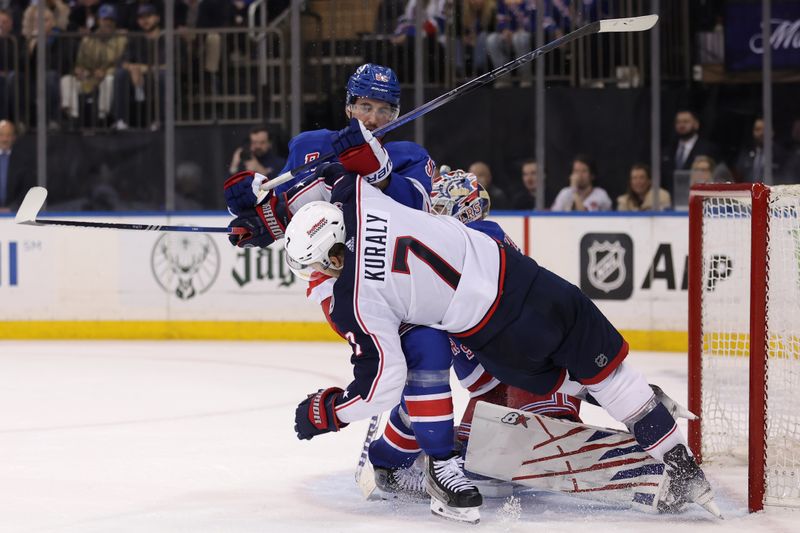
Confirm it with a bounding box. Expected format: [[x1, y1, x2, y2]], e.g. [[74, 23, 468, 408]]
[[276, 129, 435, 203]]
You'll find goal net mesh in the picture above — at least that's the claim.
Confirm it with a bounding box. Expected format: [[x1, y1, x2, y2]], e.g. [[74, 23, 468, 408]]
[[700, 185, 800, 505]]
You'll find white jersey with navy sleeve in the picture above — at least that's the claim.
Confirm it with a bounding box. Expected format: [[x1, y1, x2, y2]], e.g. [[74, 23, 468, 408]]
[[329, 177, 503, 423]]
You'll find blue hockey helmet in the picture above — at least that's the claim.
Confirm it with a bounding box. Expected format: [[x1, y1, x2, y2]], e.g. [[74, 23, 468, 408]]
[[431, 169, 491, 224], [346, 64, 401, 108]]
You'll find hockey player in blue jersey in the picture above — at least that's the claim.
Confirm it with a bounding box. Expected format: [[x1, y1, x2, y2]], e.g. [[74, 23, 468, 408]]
[[281, 166, 721, 519], [272, 63, 435, 197], [223, 63, 435, 220]]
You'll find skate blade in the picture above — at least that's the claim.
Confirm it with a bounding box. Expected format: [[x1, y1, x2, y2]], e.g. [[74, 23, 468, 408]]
[[430, 497, 481, 524]]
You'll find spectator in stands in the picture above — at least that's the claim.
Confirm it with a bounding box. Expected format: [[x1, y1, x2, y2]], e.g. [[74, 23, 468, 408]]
[[22, 0, 69, 39], [17, 7, 66, 129], [0, 119, 31, 211], [459, 0, 495, 76], [486, 0, 550, 88], [228, 125, 285, 179], [0, 8, 14, 36], [662, 109, 716, 194], [550, 154, 612, 211], [782, 117, 800, 184], [175, 160, 205, 210], [112, 3, 165, 131], [468, 160, 510, 209], [0, 9, 17, 120], [510, 158, 538, 210], [176, 0, 232, 86], [118, 0, 163, 32], [392, 0, 447, 46], [67, 0, 100, 33], [616, 163, 671, 211], [60, 4, 127, 128], [689, 155, 716, 186], [734, 116, 785, 183], [390, 0, 448, 83]]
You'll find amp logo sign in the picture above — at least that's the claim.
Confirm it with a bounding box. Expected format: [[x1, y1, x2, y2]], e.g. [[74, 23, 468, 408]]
[[0, 241, 18, 286], [580, 233, 633, 300]]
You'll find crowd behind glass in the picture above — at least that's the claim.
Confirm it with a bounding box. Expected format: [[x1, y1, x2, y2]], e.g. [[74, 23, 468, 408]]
[[0, 0, 797, 213]]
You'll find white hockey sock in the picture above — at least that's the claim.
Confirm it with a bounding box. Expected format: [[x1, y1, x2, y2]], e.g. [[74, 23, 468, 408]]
[[585, 362, 688, 462]]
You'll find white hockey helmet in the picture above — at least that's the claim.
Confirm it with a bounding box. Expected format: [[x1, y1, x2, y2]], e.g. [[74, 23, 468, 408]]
[[284, 201, 346, 272]]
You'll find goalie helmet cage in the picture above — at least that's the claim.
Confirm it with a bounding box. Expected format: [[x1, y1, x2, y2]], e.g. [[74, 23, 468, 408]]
[[687, 182, 800, 513]]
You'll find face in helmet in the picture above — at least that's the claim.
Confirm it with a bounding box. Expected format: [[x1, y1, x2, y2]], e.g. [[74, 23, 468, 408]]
[[430, 169, 491, 224], [345, 64, 401, 131], [284, 201, 347, 277]]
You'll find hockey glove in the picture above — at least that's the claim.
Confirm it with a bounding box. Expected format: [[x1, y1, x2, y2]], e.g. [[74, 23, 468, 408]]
[[227, 193, 289, 248], [294, 387, 349, 440], [224, 170, 270, 216], [330, 118, 393, 185]]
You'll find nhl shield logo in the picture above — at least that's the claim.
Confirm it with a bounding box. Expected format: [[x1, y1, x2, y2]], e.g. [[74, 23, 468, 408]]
[[587, 240, 626, 293], [580, 233, 633, 300]]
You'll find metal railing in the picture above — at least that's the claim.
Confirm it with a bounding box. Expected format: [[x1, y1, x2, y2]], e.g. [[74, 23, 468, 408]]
[[295, 0, 691, 96], [0, 1, 691, 133], [0, 26, 286, 132]]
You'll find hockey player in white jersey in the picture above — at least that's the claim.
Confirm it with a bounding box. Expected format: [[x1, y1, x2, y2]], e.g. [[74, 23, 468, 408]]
[[283, 167, 721, 519], [365, 170, 583, 500]]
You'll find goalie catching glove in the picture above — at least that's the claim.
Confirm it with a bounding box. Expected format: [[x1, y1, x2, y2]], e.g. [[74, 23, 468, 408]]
[[330, 118, 393, 184], [294, 387, 349, 440]]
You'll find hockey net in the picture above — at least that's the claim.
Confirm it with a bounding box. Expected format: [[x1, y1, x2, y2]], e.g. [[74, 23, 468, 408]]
[[688, 183, 800, 512]]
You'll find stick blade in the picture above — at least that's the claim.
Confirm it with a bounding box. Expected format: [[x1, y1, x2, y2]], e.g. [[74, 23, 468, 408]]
[[15, 186, 48, 225], [599, 14, 658, 33]]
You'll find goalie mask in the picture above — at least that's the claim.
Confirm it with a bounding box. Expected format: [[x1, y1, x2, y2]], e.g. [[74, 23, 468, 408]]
[[430, 169, 491, 224], [284, 201, 346, 273]]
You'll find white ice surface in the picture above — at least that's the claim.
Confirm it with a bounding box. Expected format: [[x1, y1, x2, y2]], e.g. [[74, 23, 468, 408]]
[[0, 341, 797, 532]]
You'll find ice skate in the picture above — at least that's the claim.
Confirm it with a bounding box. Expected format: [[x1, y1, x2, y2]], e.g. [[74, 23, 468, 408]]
[[426, 453, 483, 524], [662, 444, 723, 518], [373, 462, 429, 501]]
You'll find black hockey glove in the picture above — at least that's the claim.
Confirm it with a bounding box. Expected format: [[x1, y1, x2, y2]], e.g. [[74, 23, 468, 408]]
[[294, 387, 349, 440], [227, 193, 289, 248]]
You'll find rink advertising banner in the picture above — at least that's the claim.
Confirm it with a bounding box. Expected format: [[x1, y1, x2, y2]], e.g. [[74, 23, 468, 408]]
[[725, 0, 800, 71], [0, 215, 333, 340], [0, 213, 706, 350]]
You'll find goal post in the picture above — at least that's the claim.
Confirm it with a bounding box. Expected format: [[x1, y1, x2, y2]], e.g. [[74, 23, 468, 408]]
[[687, 182, 800, 513]]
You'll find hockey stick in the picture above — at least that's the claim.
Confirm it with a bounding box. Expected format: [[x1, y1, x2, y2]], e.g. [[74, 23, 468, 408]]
[[259, 14, 658, 193], [15, 186, 241, 234], [354, 413, 384, 499]]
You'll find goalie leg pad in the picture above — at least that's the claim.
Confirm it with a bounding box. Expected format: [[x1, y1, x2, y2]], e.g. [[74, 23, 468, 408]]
[[465, 401, 672, 514]]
